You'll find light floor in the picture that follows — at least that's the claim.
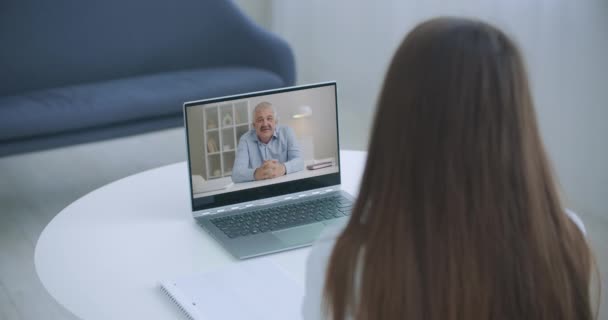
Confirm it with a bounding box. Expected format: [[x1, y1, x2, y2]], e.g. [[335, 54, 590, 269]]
[[0, 128, 606, 319]]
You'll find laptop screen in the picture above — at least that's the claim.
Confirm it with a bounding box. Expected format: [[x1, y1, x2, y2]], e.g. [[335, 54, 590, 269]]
[[184, 82, 341, 212]]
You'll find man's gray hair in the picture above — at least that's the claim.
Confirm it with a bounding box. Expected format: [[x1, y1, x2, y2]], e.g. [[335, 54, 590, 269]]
[[252, 101, 278, 121]]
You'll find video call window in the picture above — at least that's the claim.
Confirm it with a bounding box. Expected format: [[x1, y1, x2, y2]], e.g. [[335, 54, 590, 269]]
[[185, 84, 340, 206]]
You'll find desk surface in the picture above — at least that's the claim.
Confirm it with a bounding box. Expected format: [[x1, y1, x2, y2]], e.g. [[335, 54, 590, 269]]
[[35, 150, 366, 320]]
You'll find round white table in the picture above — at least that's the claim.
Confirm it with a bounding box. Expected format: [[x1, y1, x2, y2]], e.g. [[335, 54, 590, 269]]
[[35, 150, 366, 320]]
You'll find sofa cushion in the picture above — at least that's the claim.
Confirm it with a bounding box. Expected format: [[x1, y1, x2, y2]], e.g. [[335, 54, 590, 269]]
[[0, 67, 284, 142]]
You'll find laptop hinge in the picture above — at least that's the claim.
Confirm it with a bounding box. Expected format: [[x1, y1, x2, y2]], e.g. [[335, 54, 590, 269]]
[[193, 187, 338, 218]]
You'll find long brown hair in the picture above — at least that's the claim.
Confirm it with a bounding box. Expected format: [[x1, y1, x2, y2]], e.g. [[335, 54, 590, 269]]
[[324, 17, 597, 320]]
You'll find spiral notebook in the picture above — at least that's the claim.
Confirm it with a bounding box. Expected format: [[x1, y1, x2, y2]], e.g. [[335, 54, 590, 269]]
[[160, 259, 304, 320]]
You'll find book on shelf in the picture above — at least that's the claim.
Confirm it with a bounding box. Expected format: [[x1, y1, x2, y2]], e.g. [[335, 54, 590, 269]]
[[306, 157, 335, 170], [306, 161, 333, 170]]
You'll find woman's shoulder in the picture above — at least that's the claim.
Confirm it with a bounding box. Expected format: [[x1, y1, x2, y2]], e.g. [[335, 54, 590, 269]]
[[302, 222, 346, 320], [565, 208, 586, 235], [307, 223, 345, 270]]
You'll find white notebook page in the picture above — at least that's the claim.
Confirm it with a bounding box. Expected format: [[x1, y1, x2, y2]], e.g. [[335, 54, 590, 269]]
[[161, 259, 304, 320]]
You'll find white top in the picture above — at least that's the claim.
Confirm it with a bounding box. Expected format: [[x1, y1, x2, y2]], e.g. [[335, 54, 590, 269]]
[[301, 210, 586, 320]]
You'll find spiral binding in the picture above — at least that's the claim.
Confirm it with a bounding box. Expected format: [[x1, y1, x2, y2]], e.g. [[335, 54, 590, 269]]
[[160, 284, 195, 320]]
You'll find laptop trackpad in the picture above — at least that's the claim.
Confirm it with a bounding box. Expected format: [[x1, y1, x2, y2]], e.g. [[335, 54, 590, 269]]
[[272, 223, 325, 246]]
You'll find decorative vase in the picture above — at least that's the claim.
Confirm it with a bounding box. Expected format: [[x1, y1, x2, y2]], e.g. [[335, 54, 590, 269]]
[[222, 113, 233, 126]]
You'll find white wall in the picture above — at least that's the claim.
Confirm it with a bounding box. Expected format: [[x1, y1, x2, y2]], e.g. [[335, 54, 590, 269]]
[[233, 0, 272, 30], [270, 0, 608, 220]]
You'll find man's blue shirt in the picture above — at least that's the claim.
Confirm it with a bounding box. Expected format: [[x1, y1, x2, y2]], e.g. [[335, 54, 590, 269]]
[[231, 125, 304, 183]]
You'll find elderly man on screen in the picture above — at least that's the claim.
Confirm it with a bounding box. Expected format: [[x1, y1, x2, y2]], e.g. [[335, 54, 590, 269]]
[[231, 102, 304, 183]]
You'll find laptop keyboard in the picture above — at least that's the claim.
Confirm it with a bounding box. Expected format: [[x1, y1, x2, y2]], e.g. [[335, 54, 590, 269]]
[[209, 194, 353, 239]]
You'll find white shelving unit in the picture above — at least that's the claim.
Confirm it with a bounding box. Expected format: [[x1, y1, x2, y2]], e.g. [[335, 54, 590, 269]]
[[203, 100, 251, 179]]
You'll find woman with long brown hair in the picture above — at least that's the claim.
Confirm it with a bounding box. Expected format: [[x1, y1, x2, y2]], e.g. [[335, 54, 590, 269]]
[[302, 17, 597, 320]]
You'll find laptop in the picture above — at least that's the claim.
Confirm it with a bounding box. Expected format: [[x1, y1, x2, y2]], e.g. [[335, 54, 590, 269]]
[[183, 81, 354, 259]]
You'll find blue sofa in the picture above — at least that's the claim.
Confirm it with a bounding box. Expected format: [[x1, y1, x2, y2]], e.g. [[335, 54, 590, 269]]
[[0, 0, 295, 156]]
